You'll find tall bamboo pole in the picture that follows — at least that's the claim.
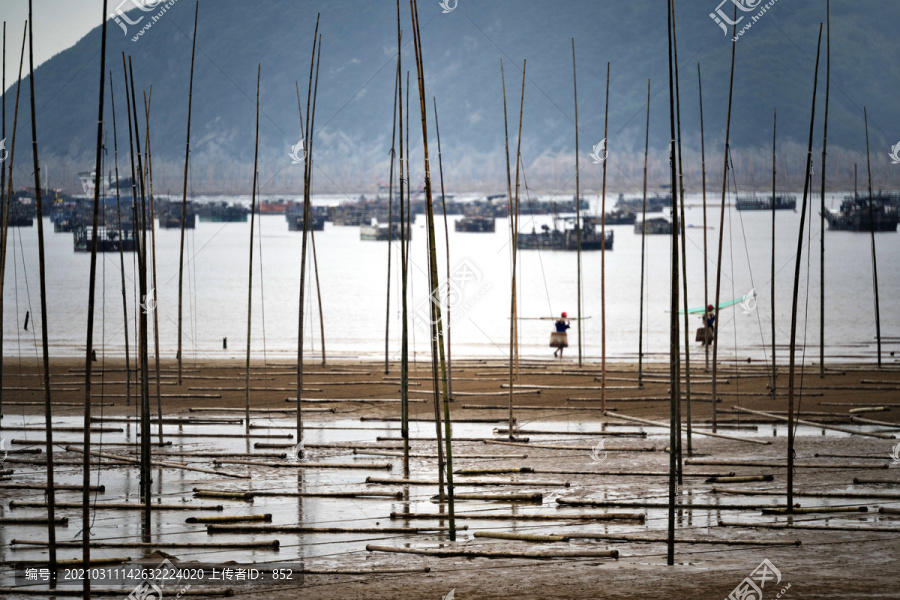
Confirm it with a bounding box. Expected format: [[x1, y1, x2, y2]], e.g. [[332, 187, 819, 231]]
[[395, 2, 408, 477], [787, 25, 824, 511], [385, 63, 399, 376], [306, 36, 325, 368], [771, 109, 777, 395], [698, 64, 709, 372], [121, 54, 140, 426], [0, 21, 5, 420], [1, 23, 26, 424], [433, 97, 452, 403], [711, 8, 738, 435], [638, 78, 649, 390], [672, 0, 688, 468], [27, 6, 58, 577], [600, 62, 609, 412], [297, 16, 320, 457], [245, 65, 260, 435], [500, 59, 514, 437], [410, 0, 455, 539], [82, 4, 108, 591], [819, 0, 829, 378], [126, 54, 151, 525], [572, 39, 582, 368], [177, 2, 198, 385], [863, 109, 882, 369], [143, 90, 164, 446], [508, 61, 525, 442], [665, 0, 680, 566]]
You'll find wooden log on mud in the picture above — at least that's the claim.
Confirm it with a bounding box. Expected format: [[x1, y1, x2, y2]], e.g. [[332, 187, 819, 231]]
[[850, 416, 900, 429], [213, 459, 392, 470], [483, 440, 656, 452], [452, 390, 540, 396], [434, 493, 542, 502], [192, 491, 255, 501], [848, 406, 890, 414], [879, 507, 900, 514], [535, 469, 733, 477], [555, 532, 800, 546], [65, 445, 250, 479], [188, 386, 323, 392], [705, 475, 774, 484], [11, 539, 280, 549], [718, 520, 900, 533], [137, 432, 294, 439], [556, 498, 791, 511], [285, 397, 426, 403], [4, 401, 113, 407], [250, 491, 403, 499], [761, 506, 869, 514], [189, 407, 335, 413], [360, 416, 514, 424], [815, 453, 889, 459], [713, 487, 900, 500], [207, 525, 459, 534], [1, 426, 122, 433], [732, 407, 896, 439], [367, 477, 569, 487], [375, 436, 530, 442], [603, 412, 772, 445], [365, 545, 619, 560], [686, 458, 888, 470], [474, 531, 569, 542], [493, 428, 647, 437], [154, 452, 287, 459], [390, 511, 644, 522], [0, 517, 69, 525], [302, 567, 431, 575], [357, 450, 528, 459], [10, 501, 224, 511], [854, 477, 899, 485], [91, 416, 244, 424], [455, 467, 534, 475], [186, 514, 272, 523], [265, 441, 404, 450], [0, 483, 104, 492]]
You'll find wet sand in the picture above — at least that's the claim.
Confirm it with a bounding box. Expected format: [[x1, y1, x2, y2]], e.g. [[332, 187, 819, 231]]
[[1, 357, 898, 599]]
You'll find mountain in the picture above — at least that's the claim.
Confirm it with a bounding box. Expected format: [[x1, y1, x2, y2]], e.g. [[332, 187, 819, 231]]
[[3, 0, 899, 196]]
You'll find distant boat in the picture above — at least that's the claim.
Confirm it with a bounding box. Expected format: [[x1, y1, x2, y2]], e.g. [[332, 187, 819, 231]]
[[288, 214, 325, 231], [735, 195, 796, 211], [73, 226, 137, 252], [517, 216, 612, 251], [455, 216, 495, 232], [197, 201, 249, 222], [824, 193, 898, 232], [634, 216, 672, 235], [361, 221, 411, 241], [616, 193, 671, 213], [258, 199, 290, 214], [604, 207, 636, 225], [157, 199, 196, 229]]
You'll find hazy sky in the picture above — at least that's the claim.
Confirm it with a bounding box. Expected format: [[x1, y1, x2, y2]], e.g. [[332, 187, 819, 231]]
[[1, 0, 108, 89]]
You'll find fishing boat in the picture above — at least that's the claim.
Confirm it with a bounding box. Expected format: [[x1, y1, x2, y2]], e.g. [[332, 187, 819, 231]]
[[634, 215, 672, 235], [258, 199, 290, 214], [157, 199, 196, 229], [455, 216, 495, 232], [197, 201, 249, 222], [516, 216, 613, 251], [288, 214, 325, 231], [735, 195, 797, 211], [73, 226, 137, 252], [824, 194, 898, 232], [604, 207, 636, 225], [616, 193, 671, 213], [360, 221, 411, 241]]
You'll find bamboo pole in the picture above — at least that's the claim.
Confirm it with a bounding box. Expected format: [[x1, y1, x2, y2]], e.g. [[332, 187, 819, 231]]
[[474, 532, 568, 543], [27, 4, 58, 578], [718, 520, 900, 533], [863, 109, 881, 369], [209, 525, 453, 535], [820, 0, 829, 378], [604, 411, 771, 444], [11, 501, 223, 511], [573, 39, 583, 368], [245, 65, 260, 435], [177, 2, 198, 385], [787, 26, 824, 512], [433, 96, 452, 405], [771, 108, 777, 394], [366, 545, 618, 560], [714, 488, 900, 500], [0, 517, 69, 525], [665, 0, 679, 566], [368, 476, 569, 487], [508, 60, 526, 442], [385, 62, 399, 376], [638, 78, 649, 388], [409, 0, 455, 539], [436, 493, 541, 502], [297, 15, 320, 462], [306, 37, 325, 368], [698, 64, 709, 373], [0, 21, 4, 420], [391, 511, 640, 522], [398, 3, 409, 478], [600, 61, 609, 412], [13, 539, 280, 549], [500, 59, 513, 438], [64, 446, 249, 478]]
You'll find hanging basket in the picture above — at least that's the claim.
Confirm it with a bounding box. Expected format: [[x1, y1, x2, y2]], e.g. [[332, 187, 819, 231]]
[[550, 332, 569, 348]]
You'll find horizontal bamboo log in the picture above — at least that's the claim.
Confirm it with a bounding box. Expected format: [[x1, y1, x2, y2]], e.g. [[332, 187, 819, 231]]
[[189, 407, 335, 413], [365, 544, 618, 560], [251, 490, 404, 499], [286, 397, 426, 403], [879, 507, 900, 514], [65, 445, 250, 479], [483, 440, 656, 452], [213, 459, 392, 469], [0, 587, 233, 596], [376, 436, 530, 442], [853, 478, 899, 485], [474, 531, 569, 542], [686, 458, 888, 470], [189, 386, 323, 392], [535, 469, 732, 477], [815, 453, 889, 459], [761, 506, 869, 514], [718, 520, 900, 533], [302, 567, 431, 574], [568, 397, 721, 403], [155, 452, 287, 459], [186, 514, 272, 523], [848, 406, 890, 414], [356, 450, 528, 459], [456, 467, 534, 475], [390, 511, 644, 521], [192, 491, 255, 501], [1, 426, 122, 432], [705, 475, 774, 484], [137, 432, 293, 439], [4, 401, 112, 407], [732, 407, 897, 439], [367, 477, 569, 487], [92, 417, 244, 424], [556, 499, 790, 511], [713, 487, 900, 499], [435, 493, 542, 502], [92, 393, 222, 398], [0, 483, 104, 492], [850, 416, 900, 429], [603, 412, 772, 445], [12, 539, 280, 549], [3, 458, 132, 466], [557, 532, 800, 546], [2, 448, 42, 455], [360, 416, 514, 423], [10, 501, 224, 511], [207, 525, 459, 534], [493, 428, 646, 438], [452, 390, 540, 396], [0, 517, 68, 525]]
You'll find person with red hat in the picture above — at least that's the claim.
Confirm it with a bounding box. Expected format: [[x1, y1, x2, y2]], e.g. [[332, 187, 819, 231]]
[[552, 312, 571, 358]]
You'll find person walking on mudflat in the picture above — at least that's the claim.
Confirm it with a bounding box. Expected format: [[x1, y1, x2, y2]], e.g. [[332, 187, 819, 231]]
[[552, 312, 571, 358]]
